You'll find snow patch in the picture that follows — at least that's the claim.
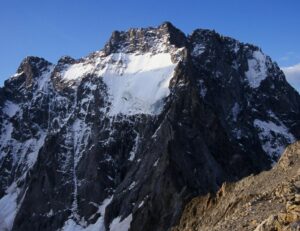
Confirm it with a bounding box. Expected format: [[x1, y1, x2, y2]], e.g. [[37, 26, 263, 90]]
[[60, 219, 85, 231], [233, 43, 240, 53], [254, 119, 295, 160], [98, 197, 113, 217], [0, 123, 46, 170], [3, 101, 20, 117], [62, 63, 94, 81], [46, 209, 54, 217], [98, 52, 178, 115], [109, 214, 132, 231], [245, 50, 268, 88], [60, 196, 112, 231], [0, 184, 19, 231], [128, 133, 139, 161], [192, 44, 205, 57], [37, 65, 55, 91], [25, 132, 47, 168], [11, 72, 24, 78]]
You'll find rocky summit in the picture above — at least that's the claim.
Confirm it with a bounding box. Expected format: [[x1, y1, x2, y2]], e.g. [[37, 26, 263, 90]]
[[0, 22, 299, 231]]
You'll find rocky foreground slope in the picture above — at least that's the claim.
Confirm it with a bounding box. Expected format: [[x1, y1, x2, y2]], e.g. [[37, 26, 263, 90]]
[[0, 22, 299, 231], [172, 141, 300, 231]]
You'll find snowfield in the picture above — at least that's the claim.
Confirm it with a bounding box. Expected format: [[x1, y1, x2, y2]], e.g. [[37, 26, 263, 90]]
[[99, 53, 177, 115], [61, 52, 178, 116]]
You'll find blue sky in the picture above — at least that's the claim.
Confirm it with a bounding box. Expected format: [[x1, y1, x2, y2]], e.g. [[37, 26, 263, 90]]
[[1, 0, 300, 88]]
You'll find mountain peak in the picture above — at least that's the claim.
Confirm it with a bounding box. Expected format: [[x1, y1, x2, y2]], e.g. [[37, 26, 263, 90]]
[[0, 22, 300, 231], [158, 21, 180, 33], [3, 56, 53, 90], [103, 22, 186, 55], [17, 56, 51, 73]]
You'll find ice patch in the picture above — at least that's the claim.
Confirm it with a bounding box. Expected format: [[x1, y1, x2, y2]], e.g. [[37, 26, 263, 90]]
[[110, 214, 132, 231], [245, 50, 268, 88]]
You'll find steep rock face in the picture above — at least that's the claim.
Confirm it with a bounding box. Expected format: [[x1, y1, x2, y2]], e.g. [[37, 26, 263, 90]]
[[189, 29, 300, 161], [0, 22, 299, 231], [172, 141, 300, 231]]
